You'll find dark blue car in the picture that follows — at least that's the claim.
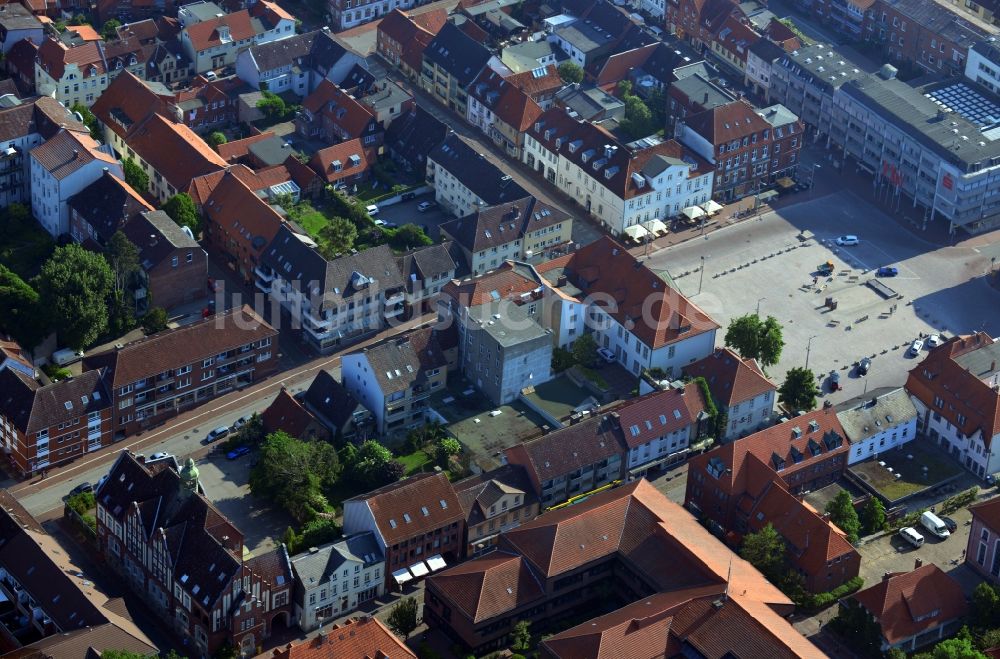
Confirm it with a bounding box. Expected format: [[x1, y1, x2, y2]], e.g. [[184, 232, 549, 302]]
[[877, 266, 899, 277], [227, 446, 250, 460]]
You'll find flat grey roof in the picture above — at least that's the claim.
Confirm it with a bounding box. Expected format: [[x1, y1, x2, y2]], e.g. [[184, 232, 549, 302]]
[[467, 300, 549, 348]]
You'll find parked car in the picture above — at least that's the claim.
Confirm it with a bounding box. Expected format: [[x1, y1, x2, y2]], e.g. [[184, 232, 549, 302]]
[[417, 201, 436, 212], [52, 348, 84, 367], [920, 511, 950, 539], [876, 266, 898, 277], [828, 371, 840, 391], [203, 426, 230, 444], [227, 446, 251, 460], [857, 357, 871, 375], [68, 482, 93, 497], [940, 516, 958, 534], [231, 416, 248, 431], [596, 347, 616, 364], [366, 204, 380, 216], [383, 222, 399, 229], [401, 191, 416, 201], [148, 452, 171, 462], [908, 339, 924, 356], [898, 526, 925, 548], [373, 218, 387, 227], [836, 235, 860, 246], [926, 334, 943, 347]]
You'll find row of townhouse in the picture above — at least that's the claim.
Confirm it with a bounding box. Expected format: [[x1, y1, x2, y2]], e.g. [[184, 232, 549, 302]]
[[770, 42, 1000, 235], [177, 0, 296, 73], [0, 306, 275, 476]]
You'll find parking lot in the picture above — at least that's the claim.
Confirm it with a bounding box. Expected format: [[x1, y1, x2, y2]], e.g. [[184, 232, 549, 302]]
[[645, 190, 1000, 404], [375, 194, 455, 240]]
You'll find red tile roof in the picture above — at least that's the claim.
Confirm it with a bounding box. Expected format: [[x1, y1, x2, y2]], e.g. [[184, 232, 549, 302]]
[[216, 131, 276, 162], [188, 163, 269, 206], [83, 305, 276, 388], [202, 169, 285, 256], [851, 564, 967, 645], [184, 11, 255, 52], [272, 617, 415, 659], [66, 24, 102, 41], [506, 64, 563, 101], [344, 472, 464, 545], [308, 138, 374, 184], [0, 339, 32, 372], [468, 68, 543, 132], [441, 263, 538, 307], [683, 99, 772, 146], [905, 332, 1000, 445], [302, 79, 376, 139], [30, 129, 118, 180], [91, 71, 174, 141], [377, 9, 443, 72], [615, 383, 708, 449], [713, 15, 759, 64], [126, 113, 227, 191], [37, 38, 106, 81], [686, 407, 848, 494], [262, 388, 321, 439], [971, 497, 1000, 533], [536, 236, 719, 350], [595, 42, 658, 90], [426, 552, 545, 623], [683, 347, 776, 408]]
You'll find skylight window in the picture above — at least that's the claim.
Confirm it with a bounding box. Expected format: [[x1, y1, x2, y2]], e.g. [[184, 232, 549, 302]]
[[403, 513, 411, 523]]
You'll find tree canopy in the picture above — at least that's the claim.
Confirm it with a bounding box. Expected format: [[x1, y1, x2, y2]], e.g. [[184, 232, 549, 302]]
[[387, 223, 432, 251], [0, 264, 47, 350], [162, 193, 201, 236], [778, 367, 820, 412], [860, 497, 887, 535], [122, 158, 148, 194], [825, 490, 860, 543], [249, 431, 341, 522], [100, 19, 121, 40], [571, 333, 599, 368], [724, 314, 784, 367], [386, 597, 419, 637], [257, 91, 288, 119], [317, 216, 357, 259], [740, 523, 786, 583], [35, 244, 113, 350], [71, 103, 101, 141], [105, 230, 141, 335], [557, 61, 583, 84], [208, 131, 228, 147], [341, 440, 404, 490]]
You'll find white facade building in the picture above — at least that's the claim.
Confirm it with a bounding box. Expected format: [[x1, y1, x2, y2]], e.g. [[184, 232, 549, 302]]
[[290, 533, 384, 631], [837, 388, 919, 465], [29, 130, 120, 238], [966, 41, 1000, 94]]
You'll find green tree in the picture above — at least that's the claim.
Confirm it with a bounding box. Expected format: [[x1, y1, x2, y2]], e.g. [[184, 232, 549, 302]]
[[387, 223, 432, 251], [621, 95, 656, 139], [162, 193, 201, 236], [829, 600, 884, 658], [350, 440, 405, 489], [886, 649, 907, 659], [71, 103, 101, 141], [105, 230, 141, 334], [317, 216, 357, 259], [436, 437, 461, 468], [249, 431, 341, 522], [100, 18, 121, 40], [928, 637, 988, 659], [208, 131, 228, 147], [617, 80, 633, 97], [976, 628, 1000, 651], [724, 314, 784, 367], [35, 244, 113, 350], [122, 158, 148, 194], [141, 307, 168, 334], [511, 620, 532, 652], [860, 497, 887, 535], [571, 333, 599, 368], [557, 61, 583, 84], [386, 597, 419, 638], [825, 490, 861, 543], [739, 523, 786, 583], [257, 90, 287, 119], [778, 367, 820, 412], [972, 582, 1000, 629], [0, 264, 47, 350]]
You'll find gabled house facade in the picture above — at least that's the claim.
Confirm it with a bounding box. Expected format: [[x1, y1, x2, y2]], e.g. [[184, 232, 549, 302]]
[[179, 1, 296, 74], [420, 20, 493, 116], [426, 134, 528, 217], [121, 209, 209, 312], [616, 382, 710, 477], [235, 28, 363, 95], [682, 347, 776, 441]]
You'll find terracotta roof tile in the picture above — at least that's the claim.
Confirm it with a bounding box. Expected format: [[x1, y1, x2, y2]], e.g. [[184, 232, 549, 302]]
[[216, 131, 276, 162], [83, 305, 276, 388], [308, 138, 374, 184], [272, 617, 415, 659], [851, 564, 967, 645], [683, 98, 772, 146], [91, 71, 174, 140], [615, 383, 708, 448], [262, 388, 322, 438], [536, 236, 719, 349], [506, 63, 563, 100], [203, 170, 285, 256], [184, 11, 255, 52], [344, 472, 463, 545], [683, 347, 776, 407], [126, 113, 227, 191], [37, 38, 106, 82], [301, 79, 376, 139], [441, 262, 538, 307], [30, 129, 118, 180], [427, 552, 545, 623]]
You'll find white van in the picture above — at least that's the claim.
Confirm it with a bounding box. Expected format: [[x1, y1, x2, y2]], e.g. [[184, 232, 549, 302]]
[[921, 511, 950, 539], [52, 348, 84, 367], [898, 526, 925, 548]]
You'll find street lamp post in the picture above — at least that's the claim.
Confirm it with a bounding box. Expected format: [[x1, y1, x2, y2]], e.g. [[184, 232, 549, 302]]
[[805, 335, 817, 370], [698, 255, 710, 295], [756, 297, 766, 317]]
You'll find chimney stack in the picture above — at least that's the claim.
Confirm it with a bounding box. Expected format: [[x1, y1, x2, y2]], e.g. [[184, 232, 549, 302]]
[[882, 571, 892, 582], [72, 149, 79, 159], [914, 558, 923, 569]]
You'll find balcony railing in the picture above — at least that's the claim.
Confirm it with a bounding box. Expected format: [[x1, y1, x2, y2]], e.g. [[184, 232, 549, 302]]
[[384, 305, 404, 318], [385, 292, 405, 305]]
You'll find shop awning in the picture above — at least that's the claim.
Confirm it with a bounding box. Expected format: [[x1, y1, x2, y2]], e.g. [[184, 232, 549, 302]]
[[392, 568, 413, 585], [408, 561, 430, 578], [682, 205, 705, 220], [623, 224, 649, 241], [426, 554, 447, 572], [776, 176, 796, 189], [757, 190, 779, 203], [642, 218, 667, 236], [700, 199, 724, 214]]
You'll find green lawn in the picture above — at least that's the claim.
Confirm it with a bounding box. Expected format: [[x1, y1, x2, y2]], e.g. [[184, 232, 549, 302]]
[[397, 449, 433, 476], [850, 442, 963, 503], [291, 204, 329, 239], [0, 223, 55, 279]]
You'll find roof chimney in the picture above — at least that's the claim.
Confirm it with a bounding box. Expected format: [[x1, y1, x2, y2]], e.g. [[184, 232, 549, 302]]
[[914, 558, 922, 569], [703, 91, 709, 104], [882, 571, 892, 582], [72, 148, 79, 159]]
